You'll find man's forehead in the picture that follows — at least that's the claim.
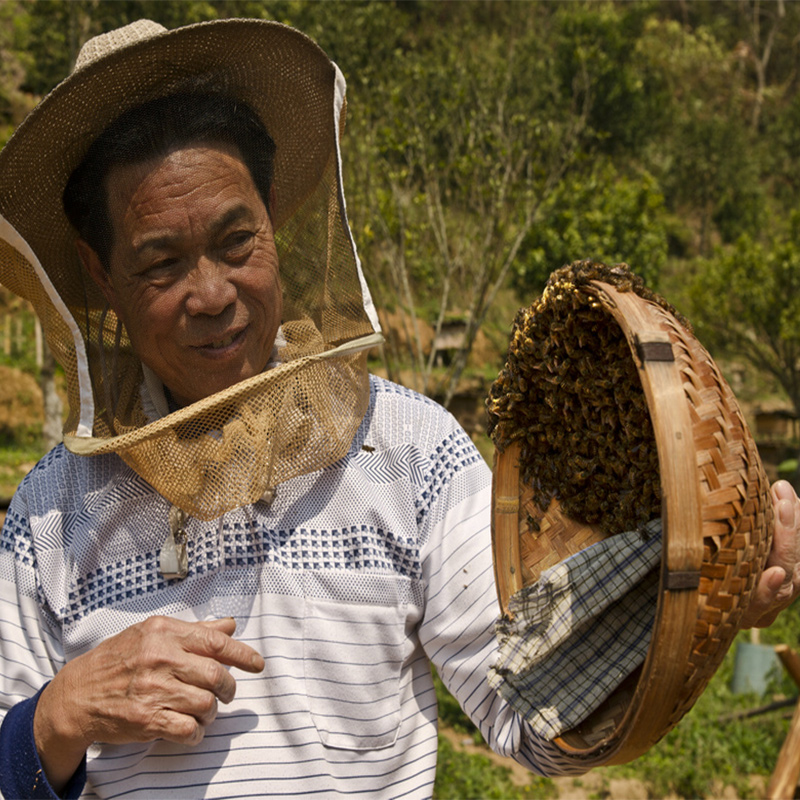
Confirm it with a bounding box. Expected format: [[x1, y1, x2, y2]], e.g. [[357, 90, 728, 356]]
[[130, 205, 259, 256], [105, 144, 264, 240]]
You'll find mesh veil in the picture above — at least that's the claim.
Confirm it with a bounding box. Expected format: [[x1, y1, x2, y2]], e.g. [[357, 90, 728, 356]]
[[0, 20, 382, 520]]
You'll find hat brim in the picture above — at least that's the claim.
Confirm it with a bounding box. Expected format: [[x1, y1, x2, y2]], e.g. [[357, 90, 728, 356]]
[[0, 18, 340, 310]]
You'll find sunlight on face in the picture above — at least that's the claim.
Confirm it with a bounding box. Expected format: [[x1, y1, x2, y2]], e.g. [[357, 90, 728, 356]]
[[88, 143, 282, 407]]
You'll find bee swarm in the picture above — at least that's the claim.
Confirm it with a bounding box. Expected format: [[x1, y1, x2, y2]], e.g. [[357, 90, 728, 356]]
[[487, 260, 690, 536]]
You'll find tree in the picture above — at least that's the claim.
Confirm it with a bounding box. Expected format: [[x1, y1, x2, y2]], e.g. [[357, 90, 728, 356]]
[[353, 4, 592, 404], [513, 157, 669, 295], [687, 214, 800, 418], [0, 1, 36, 147]]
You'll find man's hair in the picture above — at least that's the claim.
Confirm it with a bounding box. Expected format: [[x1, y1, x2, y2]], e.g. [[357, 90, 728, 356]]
[[63, 92, 277, 269]]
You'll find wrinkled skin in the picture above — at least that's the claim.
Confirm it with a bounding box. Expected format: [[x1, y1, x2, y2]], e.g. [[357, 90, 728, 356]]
[[34, 617, 264, 791], [78, 142, 282, 407]]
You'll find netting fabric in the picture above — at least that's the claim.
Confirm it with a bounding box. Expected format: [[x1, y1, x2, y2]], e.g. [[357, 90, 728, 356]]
[[0, 19, 382, 519]]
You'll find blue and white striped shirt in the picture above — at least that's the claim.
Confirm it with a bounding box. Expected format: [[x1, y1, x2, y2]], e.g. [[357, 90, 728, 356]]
[[0, 376, 579, 799]]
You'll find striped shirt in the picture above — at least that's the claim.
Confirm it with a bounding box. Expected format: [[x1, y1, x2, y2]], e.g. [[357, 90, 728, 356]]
[[0, 376, 579, 799]]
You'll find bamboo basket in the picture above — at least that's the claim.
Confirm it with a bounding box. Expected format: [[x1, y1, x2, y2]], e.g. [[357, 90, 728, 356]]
[[491, 278, 774, 766]]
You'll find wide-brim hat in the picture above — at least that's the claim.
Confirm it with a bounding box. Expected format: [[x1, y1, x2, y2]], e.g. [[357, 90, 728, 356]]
[[0, 19, 381, 520]]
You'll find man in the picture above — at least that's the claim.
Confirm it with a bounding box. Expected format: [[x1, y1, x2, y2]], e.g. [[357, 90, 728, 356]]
[[0, 18, 797, 800]]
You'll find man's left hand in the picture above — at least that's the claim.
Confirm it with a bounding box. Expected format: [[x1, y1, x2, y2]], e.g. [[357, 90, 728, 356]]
[[741, 479, 800, 628]]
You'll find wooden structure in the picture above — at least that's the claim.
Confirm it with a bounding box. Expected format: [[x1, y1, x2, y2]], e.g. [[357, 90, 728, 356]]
[[767, 645, 800, 800]]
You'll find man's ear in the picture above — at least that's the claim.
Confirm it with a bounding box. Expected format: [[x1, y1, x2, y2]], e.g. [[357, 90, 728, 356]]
[[75, 239, 121, 315]]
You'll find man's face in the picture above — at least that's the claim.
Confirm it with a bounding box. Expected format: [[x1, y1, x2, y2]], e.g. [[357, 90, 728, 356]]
[[82, 142, 282, 407]]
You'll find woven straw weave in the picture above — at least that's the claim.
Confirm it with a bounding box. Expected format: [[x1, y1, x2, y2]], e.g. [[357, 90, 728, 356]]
[[491, 277, 773, 766]]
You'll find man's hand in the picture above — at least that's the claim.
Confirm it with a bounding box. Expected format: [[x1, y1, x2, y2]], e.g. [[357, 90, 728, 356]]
[[33, 616, 265, 793], [741, 480, 800, 629]]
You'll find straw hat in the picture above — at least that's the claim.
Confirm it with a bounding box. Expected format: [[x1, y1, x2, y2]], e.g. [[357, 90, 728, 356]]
[[0, 19, 382, 520]]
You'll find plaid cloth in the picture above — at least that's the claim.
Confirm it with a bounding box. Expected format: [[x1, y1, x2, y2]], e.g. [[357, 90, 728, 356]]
[[488, 519, 662, 740]]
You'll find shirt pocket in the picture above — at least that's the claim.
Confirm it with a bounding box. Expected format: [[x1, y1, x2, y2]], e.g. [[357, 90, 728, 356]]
[[303, 597, 404, 750]]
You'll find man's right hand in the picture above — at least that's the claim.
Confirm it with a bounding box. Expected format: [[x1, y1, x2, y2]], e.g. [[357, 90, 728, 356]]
[[33, 616, 265, 793]]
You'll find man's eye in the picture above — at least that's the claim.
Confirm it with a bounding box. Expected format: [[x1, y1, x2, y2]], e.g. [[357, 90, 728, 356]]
[[153, 258, 179, 271], [223, 231, 255, 257], [142, 258, 180, 280]]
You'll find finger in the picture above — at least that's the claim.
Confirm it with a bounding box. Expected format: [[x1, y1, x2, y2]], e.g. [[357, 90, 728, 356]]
[[197, 616, 238, 636], [188, 620, 265, 674], [768, 482, 800, 586], [741, 565, 787, 628], [767, 504, 795, 581], [95, 671, 219, 743], [759, 482, 800, 602], [163, 682, 221, 728], [150, 707, 208, 747], [170, 650, 238, 704]]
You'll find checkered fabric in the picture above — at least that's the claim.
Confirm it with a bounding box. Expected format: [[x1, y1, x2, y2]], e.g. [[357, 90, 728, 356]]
[[489, 519, 662, 740]]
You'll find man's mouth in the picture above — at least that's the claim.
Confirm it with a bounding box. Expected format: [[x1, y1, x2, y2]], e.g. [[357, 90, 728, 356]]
[[194, 327, 246, 351], [208, 333, 237, 348]]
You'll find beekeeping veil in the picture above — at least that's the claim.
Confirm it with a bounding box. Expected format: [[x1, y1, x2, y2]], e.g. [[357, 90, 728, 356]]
[[0, 19, 382, 520]]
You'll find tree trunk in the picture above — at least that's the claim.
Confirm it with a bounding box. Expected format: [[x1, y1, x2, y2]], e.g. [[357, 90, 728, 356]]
[[40, 335, 63, 450]]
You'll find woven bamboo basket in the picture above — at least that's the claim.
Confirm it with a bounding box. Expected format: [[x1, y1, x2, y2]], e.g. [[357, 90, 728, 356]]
[[490, 275, 774, 767]]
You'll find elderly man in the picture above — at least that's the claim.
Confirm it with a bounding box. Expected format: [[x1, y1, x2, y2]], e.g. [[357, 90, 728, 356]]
[[0, 18, 797, 800]]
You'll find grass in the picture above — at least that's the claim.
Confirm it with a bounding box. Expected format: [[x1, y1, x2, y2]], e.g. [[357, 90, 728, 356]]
[[0, 442, 44, 501], [434, 736, 558, 800]]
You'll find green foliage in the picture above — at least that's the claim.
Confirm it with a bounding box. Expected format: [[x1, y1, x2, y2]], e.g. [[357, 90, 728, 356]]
[[7, 0, 800, 394], [23, 0, 223, 93], [0, 1, 35, 146], [0, 443, 44, 500], [606, 630, 794, 799], [687, 213, 800, 415], [0, 314, 43, 375], [514, 159, 668, 292], [553, 1, 670, 156], [759, 596, 800, 651], [633, 15, 766, 252]]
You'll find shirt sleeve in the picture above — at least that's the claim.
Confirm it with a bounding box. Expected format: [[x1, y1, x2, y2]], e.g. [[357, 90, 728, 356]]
[[414, 424, 587, 777], [0, 685, 87, 799], [0, 485, 87, 799]]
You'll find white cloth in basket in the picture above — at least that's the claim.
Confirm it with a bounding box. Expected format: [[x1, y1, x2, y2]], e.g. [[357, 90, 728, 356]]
[[488, 518, 662, 740]]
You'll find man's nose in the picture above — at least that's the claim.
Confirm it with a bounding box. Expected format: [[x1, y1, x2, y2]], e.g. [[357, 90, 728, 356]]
[[185, 257, 237, 316]]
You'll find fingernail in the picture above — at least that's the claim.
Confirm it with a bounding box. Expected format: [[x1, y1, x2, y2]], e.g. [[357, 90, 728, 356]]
[[780, 500, 795, 527]]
